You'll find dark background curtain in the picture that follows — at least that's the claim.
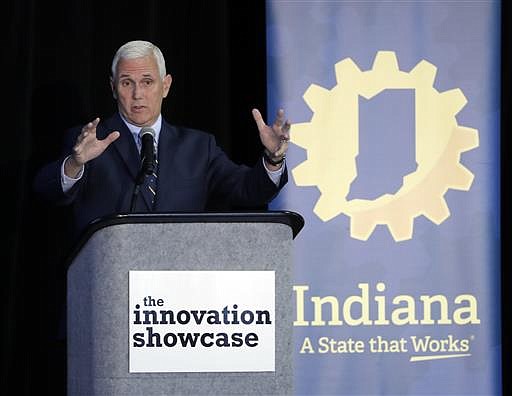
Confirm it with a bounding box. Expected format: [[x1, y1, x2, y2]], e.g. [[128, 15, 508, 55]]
[[2, 1, 509, 395], [3, 1, 269, 394]]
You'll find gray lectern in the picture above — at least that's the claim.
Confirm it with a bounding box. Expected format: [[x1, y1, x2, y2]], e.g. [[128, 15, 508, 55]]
[[67, 211, 303, 395]]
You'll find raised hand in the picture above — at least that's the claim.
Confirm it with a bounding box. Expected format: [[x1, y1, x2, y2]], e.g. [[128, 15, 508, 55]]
[[64, 117, 120, 177], [252, 108, 290, 167]]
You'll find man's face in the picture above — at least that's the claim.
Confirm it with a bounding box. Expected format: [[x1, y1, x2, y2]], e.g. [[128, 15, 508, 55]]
[[111, 55, 172, 127]]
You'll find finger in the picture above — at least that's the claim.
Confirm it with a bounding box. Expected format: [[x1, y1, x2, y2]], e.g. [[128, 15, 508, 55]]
[[72, 142, 84, 162], [273, 109, 285, 127], [83, 117, 100, 135], [78, 117, 100, 141], [103, 131, 120, 146], [281, 120, 291, 139], [87, 117, 100, 135], [252, 108, 267, 131], [274, 140, 289, 157], [272, 121, 291, 142]]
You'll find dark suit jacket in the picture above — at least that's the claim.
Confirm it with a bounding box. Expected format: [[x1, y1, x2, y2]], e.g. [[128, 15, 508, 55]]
[[33, 113, 287, 238]]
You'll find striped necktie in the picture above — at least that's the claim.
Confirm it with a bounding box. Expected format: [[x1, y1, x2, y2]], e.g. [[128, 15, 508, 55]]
[[137, 132, 158, 210], [143, 157, 158, 208]]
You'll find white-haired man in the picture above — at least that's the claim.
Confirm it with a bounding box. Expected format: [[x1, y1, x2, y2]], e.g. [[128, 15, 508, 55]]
[[34, 40, 290, 237]]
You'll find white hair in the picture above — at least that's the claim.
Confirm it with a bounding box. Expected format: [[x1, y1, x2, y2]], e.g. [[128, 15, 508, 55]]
[[111, 40, 166, 80]]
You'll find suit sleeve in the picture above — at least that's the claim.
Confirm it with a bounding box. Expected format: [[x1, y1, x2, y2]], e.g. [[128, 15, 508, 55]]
[[32, 126, 85, 205], [206, 134, 288, 207]]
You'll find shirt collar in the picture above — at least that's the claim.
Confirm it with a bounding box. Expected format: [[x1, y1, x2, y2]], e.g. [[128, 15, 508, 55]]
[[119, 113, 162, 150]]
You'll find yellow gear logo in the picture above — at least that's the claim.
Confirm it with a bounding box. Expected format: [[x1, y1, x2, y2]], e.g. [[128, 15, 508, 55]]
[[291, 51, 479, 241]]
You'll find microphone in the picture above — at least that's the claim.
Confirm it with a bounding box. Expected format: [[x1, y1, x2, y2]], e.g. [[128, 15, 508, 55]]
[[139, 127, 156, 177], [131, 127, 156, 212]]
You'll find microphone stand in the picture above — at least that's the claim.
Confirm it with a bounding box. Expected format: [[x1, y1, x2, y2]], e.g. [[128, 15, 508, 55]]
[[130, 167, 149, 212], [130, 128, 156, 212], [130, 153, 155, 212]]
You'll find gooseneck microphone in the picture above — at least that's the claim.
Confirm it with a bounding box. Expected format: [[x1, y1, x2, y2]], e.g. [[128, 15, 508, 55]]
[[139, 127, 156, 176], [130, 127, 156, 212]]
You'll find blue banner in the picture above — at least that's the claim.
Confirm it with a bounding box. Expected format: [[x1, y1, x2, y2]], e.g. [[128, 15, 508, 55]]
[[267, 1, 501, 394]]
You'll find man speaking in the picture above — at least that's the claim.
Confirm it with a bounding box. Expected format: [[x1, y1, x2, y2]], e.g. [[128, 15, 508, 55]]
[[33, 40, 290, 237]]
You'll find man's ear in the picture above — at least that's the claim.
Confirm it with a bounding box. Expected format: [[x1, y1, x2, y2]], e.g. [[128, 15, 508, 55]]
[[110, 77, 117, 100], [162, 74, 173, 98]]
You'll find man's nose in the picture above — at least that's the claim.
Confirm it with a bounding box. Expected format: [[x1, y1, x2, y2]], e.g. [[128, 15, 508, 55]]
[[132, 84, 143, 99]]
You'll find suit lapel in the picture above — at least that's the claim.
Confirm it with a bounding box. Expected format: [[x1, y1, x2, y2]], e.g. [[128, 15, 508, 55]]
[[105, 113, 140, 180], [104, 113, 153, 211], [153, 122, 179, 211]]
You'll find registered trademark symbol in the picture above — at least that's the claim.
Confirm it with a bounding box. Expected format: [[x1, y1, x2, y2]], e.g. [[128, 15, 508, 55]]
[[470, 335, 475, 340]]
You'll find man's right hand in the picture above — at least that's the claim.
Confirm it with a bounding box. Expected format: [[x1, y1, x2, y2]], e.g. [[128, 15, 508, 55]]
[[64, 117, 120, 178]]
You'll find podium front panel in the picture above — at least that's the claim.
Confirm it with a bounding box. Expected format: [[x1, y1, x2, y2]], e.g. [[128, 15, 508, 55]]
[[68, 219, 295, 395]]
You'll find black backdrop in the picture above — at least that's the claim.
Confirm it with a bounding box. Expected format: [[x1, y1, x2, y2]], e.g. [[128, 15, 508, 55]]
[[4, 1, 269, 394], [2, 1, 509, 395]]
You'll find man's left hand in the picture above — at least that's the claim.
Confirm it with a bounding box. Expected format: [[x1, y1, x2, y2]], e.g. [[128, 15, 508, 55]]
[[252, 108, 290, 169]]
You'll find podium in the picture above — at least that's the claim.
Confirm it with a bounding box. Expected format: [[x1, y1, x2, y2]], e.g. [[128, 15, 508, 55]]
[[67, 211, 304, 395]]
